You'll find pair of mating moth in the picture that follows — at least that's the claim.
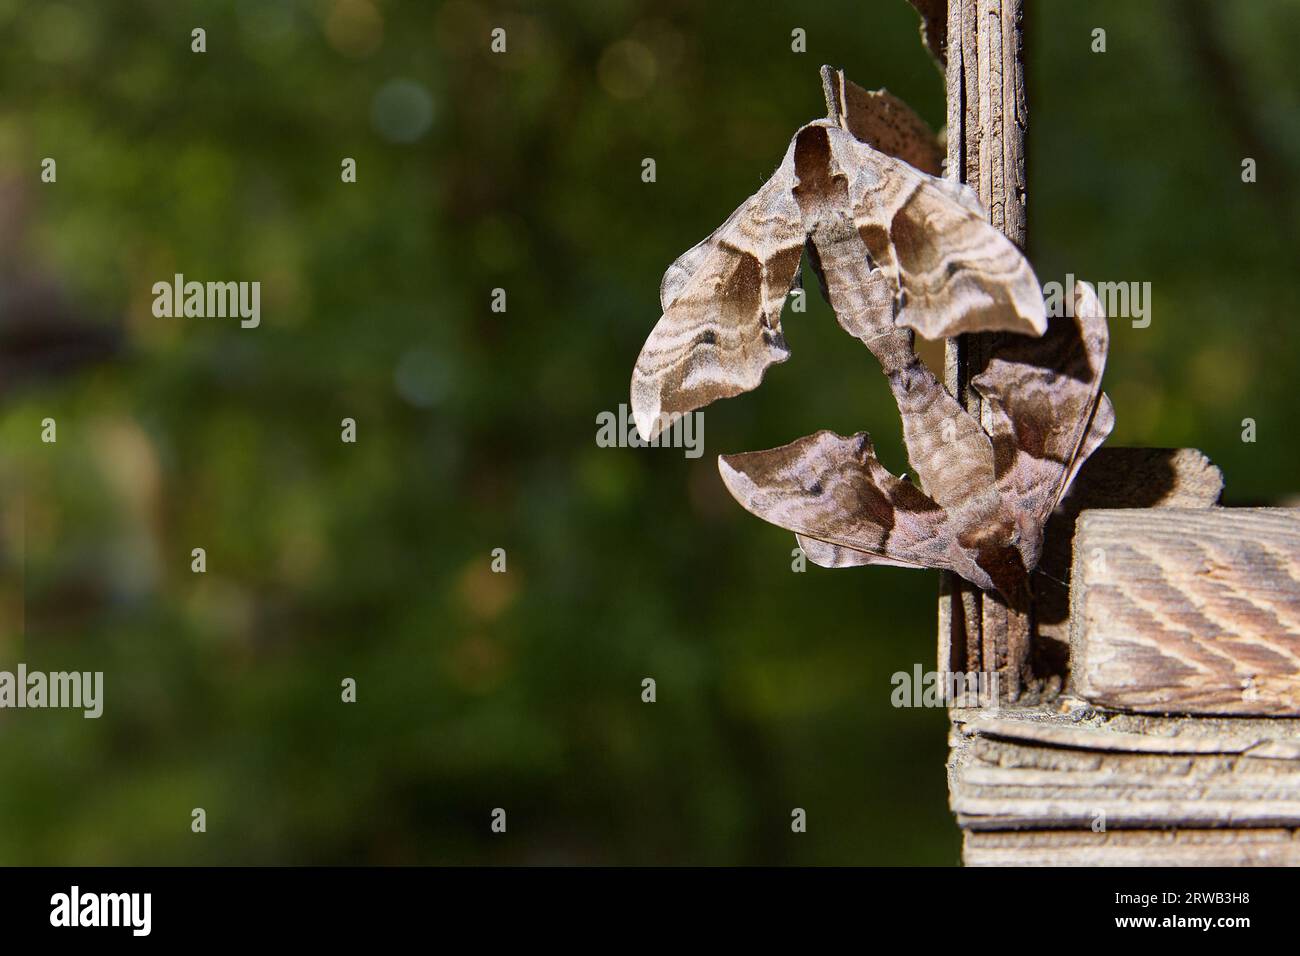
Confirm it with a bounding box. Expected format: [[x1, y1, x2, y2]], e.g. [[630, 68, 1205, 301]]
[[631, 68, 1113, 606]]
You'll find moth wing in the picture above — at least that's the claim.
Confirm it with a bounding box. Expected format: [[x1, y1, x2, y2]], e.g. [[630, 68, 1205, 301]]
[[658, 232, 717, 309], [820, 124, 1046, 340], [820, 65, 944, 176], [632, 144, 805, 441], [789, 124, 996, 510], [657, 183, 793, 309], [1061, 391, 1114, 502], [972, 280, 1112, 555], [717, 429, 984, 581], [795, 533, 930, 569]]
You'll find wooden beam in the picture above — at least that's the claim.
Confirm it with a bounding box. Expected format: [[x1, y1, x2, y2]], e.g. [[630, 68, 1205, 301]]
[[1070, 507, 1300, 715]]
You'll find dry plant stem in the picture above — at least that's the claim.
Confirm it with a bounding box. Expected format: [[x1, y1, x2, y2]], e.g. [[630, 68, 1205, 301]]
[[942, 0, 1029, 700]]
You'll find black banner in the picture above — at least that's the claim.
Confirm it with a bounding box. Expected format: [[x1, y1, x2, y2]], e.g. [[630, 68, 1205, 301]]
[[0, 866, 1279, 942]]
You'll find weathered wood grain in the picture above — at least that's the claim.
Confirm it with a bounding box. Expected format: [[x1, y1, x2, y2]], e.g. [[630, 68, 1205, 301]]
[[962, 714, 1281, 754], [1070, 508, 1300, 715], [1032, 447, 1224, 680], [965, 829, 1300, 866], [939, 447, 1223, 699], [949, 710, 1300, 852], [940, 0, 1030, 701]]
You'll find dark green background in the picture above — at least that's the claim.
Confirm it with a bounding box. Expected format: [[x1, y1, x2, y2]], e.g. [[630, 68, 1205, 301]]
[[0, 0, 1296, 864]]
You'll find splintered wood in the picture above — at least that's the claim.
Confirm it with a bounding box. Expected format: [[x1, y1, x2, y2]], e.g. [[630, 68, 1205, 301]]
[[1071, 508, 1300, 715]]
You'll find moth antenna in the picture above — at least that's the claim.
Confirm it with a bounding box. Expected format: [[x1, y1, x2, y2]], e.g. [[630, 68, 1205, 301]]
[[1033, 568, 1070, 591]]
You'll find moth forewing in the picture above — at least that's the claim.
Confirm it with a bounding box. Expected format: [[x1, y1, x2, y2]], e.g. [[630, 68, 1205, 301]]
[[820, 126, 1047, 340], [631, 145, 805, 442]]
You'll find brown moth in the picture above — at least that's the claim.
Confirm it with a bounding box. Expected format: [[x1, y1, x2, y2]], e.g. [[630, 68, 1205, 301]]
[[630, 69, 1112, 606], [631, 78, 1045, 442]]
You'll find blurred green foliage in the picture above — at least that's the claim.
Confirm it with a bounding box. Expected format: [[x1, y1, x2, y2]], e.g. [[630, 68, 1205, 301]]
[[0, 0, 1296, 864]]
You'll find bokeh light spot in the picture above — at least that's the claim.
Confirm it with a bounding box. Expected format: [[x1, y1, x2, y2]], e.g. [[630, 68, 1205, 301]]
[[371, 79, 435, 143]]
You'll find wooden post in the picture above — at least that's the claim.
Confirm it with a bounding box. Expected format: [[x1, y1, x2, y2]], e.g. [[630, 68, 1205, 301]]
[[939, 0, 1030, 700], [926, 0, 1300, 867]]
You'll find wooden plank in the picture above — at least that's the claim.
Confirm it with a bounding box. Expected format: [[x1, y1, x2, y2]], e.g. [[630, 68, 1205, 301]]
[[965, 829, 1300, 866], [949, 710, 1300, 843], [939, 446, 1222, 695], [1032, 448, 1223, 680], [963, 715, 1280, 754], [1070, 508, 1300, 715]]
